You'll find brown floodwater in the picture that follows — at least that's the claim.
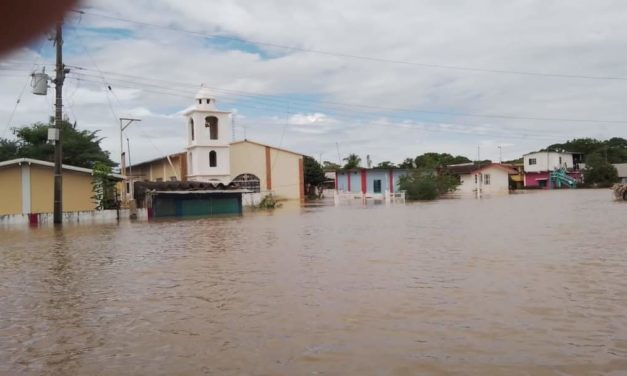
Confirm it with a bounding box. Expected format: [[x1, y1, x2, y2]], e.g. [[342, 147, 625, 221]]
[[1, 189, 626, 375]]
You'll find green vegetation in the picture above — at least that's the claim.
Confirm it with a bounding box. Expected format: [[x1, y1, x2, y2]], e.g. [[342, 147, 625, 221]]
[[399, 169, 460, 200], [303, 156, 326, 198], [544, 137, 627, 164], [322, 161, 340, 170], [414, 152, 472, 169], [91, 162, 118, 210], [342, 153, 361, 169], [375, 161, 396, 168], [256, 194, 281, 209], [0, 119, 116, 168], [582, 153, 618, 187]]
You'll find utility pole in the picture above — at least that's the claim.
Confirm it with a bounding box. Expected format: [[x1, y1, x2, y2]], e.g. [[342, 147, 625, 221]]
[[119, 118, 141, 203], [498, 145, 502, 163], [53, 23, 67, 225]]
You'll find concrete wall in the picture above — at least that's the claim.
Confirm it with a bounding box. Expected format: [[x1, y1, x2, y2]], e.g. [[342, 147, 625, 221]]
[[0, 165, 22, 215], [0, 163, 97, 215], [458, 167, 510, 194], [524, 152, 574, 173], [30, 165, 95, 213], [187, 146, 230, 182], [133, 156, 184, 182], [337, 169, 408, 194], [230, 141, 304, 201]]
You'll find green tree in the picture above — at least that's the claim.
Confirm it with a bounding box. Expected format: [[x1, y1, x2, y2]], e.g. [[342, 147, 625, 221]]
[[91, 162, 118, 210], [544, 137, 627, 164], [323, 161, 341, 170], [583, 153, 618, 187], [414, 152, 471, 169], [342, 153, 361, 169], [0, 119, 116, 168], [398, 158, 415, 169], [303, 156, 326, 198], [399, 169, 460, 200], [376, 161, 396, 168]]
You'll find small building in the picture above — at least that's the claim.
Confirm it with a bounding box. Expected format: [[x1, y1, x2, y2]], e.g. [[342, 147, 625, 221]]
[[335, 168, 408, 202], [613, 163, 627, 183], [133, 181, 244, 217], [446, 163, 518, 196], [523, 151, 583, 188], [127, 88, 305, 204], [0, 158, 122, 216]]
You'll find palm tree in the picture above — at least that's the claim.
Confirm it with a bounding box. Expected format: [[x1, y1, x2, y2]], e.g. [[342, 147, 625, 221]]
[[343, 153, 361, 169]]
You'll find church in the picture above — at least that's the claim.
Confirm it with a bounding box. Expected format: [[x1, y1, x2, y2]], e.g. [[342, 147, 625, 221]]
[[127, 87, 305, 204]]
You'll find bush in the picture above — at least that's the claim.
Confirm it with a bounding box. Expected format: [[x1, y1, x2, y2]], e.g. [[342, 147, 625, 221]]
[[399, 169, 460, 201]]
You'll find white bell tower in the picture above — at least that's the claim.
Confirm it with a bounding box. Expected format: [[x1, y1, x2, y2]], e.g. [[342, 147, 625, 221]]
[[184, 87, 232, 183]]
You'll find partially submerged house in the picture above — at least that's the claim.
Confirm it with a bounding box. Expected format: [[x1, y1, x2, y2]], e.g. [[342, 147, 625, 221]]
[[133, 181, 245, 218], [445, 163, 518, 196], [523, 151, 583, 188], [335, 168, 408, 202], [0, 158, 122, 216]]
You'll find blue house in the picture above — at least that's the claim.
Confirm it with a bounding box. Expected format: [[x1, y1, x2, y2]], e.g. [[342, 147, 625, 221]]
[[335, 168, 409, 198]]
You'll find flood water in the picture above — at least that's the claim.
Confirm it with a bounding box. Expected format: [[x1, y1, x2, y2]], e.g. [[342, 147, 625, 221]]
[[1, 189, 627, 375]]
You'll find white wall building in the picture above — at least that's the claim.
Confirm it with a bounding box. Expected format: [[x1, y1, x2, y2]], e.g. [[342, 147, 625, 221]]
[[448, 163, 518, 196], [523, 151, 574, 173], [183, 87, 232, 183]]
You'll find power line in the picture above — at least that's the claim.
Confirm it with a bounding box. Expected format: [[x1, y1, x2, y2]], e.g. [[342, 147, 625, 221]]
[[66, 65, 627, 125], [64, 75, 610, 142], [70, 9, 627, 82]]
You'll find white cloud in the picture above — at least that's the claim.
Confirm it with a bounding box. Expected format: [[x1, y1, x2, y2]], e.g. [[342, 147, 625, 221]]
[[1, 0, 627, 166]]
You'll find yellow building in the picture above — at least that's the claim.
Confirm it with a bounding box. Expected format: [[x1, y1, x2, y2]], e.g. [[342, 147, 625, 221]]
[[0, 158, 122, 215], [128, 140, 304, 202], [230, 140, 304, 201], [127, 88, 305, 203]]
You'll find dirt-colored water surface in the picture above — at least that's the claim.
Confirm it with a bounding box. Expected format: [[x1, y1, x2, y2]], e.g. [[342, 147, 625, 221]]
[[1, 190, 626, 375]]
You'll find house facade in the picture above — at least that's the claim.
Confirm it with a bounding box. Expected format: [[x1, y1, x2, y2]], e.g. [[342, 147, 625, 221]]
[[523, 151, 583, 188], [446, 163, 518, 196], [0, 158, 122, 216], [336, 168, 408, 196]]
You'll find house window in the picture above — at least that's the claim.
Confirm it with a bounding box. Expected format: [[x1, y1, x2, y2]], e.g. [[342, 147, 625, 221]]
[[232, 173, 261, 192], [170, 176, 177, 181], [156, 178, 163, 182], [209, 150, 217, 167], [529, 158, 537, 165], [206, 99, 210, 104], [484, 174, 491, 185], [559, 156, 562, 166], [198, 99, 202, 104], [373, 179, 382, 193], [189, 118, 195, 141], [205, 116, 218, 140], [475, 174, 478, 184]]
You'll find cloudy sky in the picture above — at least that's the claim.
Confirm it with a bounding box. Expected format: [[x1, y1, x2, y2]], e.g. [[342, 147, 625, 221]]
[[1, 0, 627, 167]]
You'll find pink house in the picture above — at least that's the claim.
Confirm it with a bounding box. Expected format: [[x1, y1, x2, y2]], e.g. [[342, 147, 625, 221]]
[[523, 151, 583, 188]]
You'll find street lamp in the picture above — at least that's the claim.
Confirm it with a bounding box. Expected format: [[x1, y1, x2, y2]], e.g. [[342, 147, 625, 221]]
[[120, 117, 141, 203]]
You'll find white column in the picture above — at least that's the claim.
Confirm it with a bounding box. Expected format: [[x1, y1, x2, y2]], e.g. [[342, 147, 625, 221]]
[[21, 164, 31, 214]]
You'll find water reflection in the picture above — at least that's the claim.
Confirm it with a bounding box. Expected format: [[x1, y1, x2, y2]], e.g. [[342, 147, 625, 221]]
[[1, 190, 627, 375]]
